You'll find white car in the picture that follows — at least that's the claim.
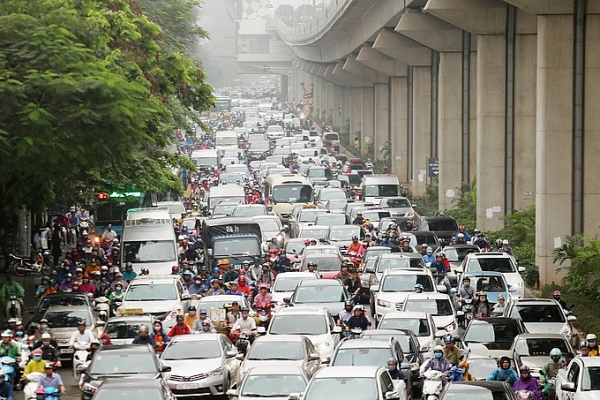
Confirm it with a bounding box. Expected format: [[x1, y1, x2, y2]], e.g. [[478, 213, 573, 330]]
[[504, 298, 577, 342], [401, 293, 462, 338], [267, 306, 342, 364], [266, 125, 285, 140], [373, 269, 445, 321], [458, 252, 526, 299], [377, 311, 440, 359], [271, 272, 318, 311], [556, 356, 600, 400]]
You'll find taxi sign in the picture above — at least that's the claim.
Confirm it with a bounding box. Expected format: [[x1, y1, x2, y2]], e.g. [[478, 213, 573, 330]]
[[120, 308, 144, 315]]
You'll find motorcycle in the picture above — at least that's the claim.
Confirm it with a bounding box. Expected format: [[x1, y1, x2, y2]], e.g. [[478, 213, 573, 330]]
[[0, 357, 16, 386], [72, 342, 90, 382], [17, 340, 30, 369], [515, 390, 535, 400], [24, 372, 44, 400], [255, 303, 273, 329], [230, 330, 252, 355], [422, 370, 445, 400], [35, 386, 61, 400], [94, 297, 110, 322], [460, 298, 474, 327], [6, 295, 21, 320], [348, 327, 363, 339], [79, 217, 91, 235], [8, 251, 53, 277]]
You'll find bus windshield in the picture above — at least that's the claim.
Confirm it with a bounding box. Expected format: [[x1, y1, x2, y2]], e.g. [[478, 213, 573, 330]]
[[364, 185, 399, 197], [272, 185, 313, 203]]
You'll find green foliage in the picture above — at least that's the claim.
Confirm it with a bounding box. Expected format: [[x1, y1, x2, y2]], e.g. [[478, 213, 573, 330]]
[[553, 234, 600, 297], [410, 183, 439, 217], [0, 0, 212, 239], [541, 283, 600, 339], [443, 180, 477, 232]]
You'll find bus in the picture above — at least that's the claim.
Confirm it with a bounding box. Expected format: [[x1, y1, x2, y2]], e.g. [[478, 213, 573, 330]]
[[264, 174, 313, 223], [93, 191, 144, 236]]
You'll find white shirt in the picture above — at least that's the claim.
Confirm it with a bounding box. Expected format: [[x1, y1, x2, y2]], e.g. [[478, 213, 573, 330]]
[[233, 316, 256, 335], [69, 329, 96, 345], [102, 230, 117, 240]]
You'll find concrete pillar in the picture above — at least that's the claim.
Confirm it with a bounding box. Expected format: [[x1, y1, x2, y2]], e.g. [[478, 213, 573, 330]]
[[350, 87, 363, 142], [412, 66, 432, 196], [438, 52, 463, 209], [476, 34, 506, 232], [339, 86, 350, 132], [374, 83, 390, 160], [390, 77, 408, 182], [361, 86, 375, 156], [536, 13, 574, 285]]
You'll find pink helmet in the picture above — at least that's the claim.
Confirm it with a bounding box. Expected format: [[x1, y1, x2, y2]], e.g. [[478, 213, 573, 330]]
[[553, 290, 561, 296]]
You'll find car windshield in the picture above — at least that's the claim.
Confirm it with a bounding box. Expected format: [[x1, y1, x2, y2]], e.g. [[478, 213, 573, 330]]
[[319, 190, 346, 201], [246, 341, 304, 360], [304, 377, 377, 400], [379, 318, 431, 337], [199, 297, 244, 310], [38, 295, 87, 313], [255, 218, 281, 234], [364, 185, 399, 197], [315, 215, 346, 227], [582, 367, 600, 391], [214, 237, 261, 257], [468, 258, 516, 273], [124, 284, 177, 301], [89, 352, 158, 374], [286, 242, 305, 255], [92, 387, 164, 400], [273, 277, 314, 292], [386, 199, 411, 208], [332, 348, 392, 367], [445, 247, 479, 262], [299, 211, 327, 223], [361, 334, 413, 354], [298, 228, 328, 239], [413, 234, 438, 246], [443, 390, 495, 400], [463, 323, 518, 348], [105, 321, 145, 340], [362, 211, 390, 222], [404, 299, 453, 316], [213, 204, 238, 216], [425, 220, 458, 231], [377, 258, 410, 273], [327, 199, 348, 209], [328, 227, 360, 241], [232, 206, 266, 217], [270, 315, 328, 335], [45, 310, 91, 328], [382, 275, 435, 292], [295, 285, 346, 302], [219, 174, 243, 185], [308, 169, 328, 178], [241, 374, 307, 397], [511, 304, 566, 323], [123, 240, 176, 263], [515, 338, 570, 357], [163, 339, 222, 360], [469, 276, 507, 293]]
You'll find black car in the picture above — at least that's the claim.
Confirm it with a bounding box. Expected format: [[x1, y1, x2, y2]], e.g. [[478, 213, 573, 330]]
[[440, 381, 518, 400], [415, 216, 459, 246], [460, 317, 528, 354], [91, 378, 176, 400], [81, 344, 171, 400], [26, 292, 93, 331]]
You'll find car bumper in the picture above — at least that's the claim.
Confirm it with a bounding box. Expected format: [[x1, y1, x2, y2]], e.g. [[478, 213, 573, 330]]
[[57, 345, 74, 361], [167, 375, 225, 397]]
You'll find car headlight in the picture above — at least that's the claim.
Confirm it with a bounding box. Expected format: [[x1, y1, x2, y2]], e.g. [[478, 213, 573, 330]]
[[318, 340, 332, 350], [83, 383, 99, 394], [406, 211, 414, 217], [164, 307, 182, 321], [445, 322, 456, 332], [205, 367, 223, 378], [377, 299, 391, 308], [561, 327, 571, 339]]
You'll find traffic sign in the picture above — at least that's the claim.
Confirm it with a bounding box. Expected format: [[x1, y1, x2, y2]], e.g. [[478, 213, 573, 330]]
[[428, 157, 439, 178]]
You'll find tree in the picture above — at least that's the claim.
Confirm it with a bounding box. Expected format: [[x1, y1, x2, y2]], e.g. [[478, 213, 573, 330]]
[[553, 235, 600, 296]]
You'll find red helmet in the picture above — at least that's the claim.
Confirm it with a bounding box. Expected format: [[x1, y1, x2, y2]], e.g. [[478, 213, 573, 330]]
[[172, 265, 180, 273]]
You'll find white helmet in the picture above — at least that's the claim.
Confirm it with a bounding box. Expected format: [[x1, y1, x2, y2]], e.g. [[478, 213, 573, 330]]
[[41, 333, 52, 340], [587, 333, 597, 341], [434, 345, 444, 352]]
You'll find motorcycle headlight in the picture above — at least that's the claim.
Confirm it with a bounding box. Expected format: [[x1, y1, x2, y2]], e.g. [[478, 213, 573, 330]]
[[445, 322, 456, 332], [377, 299, 391, 308], [205, 367, 223, 378]]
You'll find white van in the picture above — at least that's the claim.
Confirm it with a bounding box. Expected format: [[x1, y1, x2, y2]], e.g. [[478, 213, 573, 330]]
[[191, 149, 220, 170], [361, 175, 403, 205], [207, 186, 246, 211], [215, 130, 238, 148], [126, 207, 171, 221], [156, 201, 186, 221], [120, 217, 178, 275]]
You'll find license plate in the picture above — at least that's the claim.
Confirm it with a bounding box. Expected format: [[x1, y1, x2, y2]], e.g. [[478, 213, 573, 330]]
[[176, 383, 202, 390], [60, 348, 74, 354]]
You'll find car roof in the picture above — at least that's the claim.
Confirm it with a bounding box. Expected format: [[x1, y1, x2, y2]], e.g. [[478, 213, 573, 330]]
[[313, 365, 383, 378], [105, 315, 154, 324], [246, 365, 307, 376], [509, 298, 557, 305], [337, 338, 393, 349], [462, 271, 505, 278], [445, 381, 513, 392], [100, 344, 155, 353], [276, 272, 318, 279], [169, 333, 223, 343], [43, 305, 92, 313], [253, 335, 308, 343], [466, 252, 513, 259], [128, 275, 182, 284], [363, 329, 414, 337], [382, 269, 430, 277], [514, 333, 570, 340], [572, 357, 600, 367], [99, 378, 163, 389], [380, 311, 430, 319], [274, 307, 329, 316], [404, 293, 449, 301], [297, 279, 342, 287], [467, 317, 522, 326]]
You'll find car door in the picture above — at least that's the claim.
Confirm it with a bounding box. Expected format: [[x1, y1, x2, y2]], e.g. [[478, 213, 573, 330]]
[[221, 335, 240, 381], [303, 337, 320, 377], [175, 281, 188, 312], [379, 370, 395, 400]]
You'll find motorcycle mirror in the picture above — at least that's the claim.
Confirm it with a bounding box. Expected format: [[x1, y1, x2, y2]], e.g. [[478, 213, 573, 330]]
[[235, 353, 245, 361]]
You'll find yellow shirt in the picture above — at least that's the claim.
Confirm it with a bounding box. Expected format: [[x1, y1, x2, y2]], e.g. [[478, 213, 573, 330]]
[[24, 359, 46, 375], [184, 314, 198, 329]]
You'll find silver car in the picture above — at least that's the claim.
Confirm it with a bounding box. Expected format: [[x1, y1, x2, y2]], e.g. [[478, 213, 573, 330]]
[[227, 365, 309, 400], [42, 305, 97, 361], [161, 333, 240, 397]]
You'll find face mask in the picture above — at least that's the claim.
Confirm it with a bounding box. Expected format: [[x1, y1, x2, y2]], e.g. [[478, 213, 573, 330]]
[[116, 287, 122, 291], [388, 366, 397, 372], [83, 279, 89, 283], [242, 314, 249, 319], [189, 311, 196, 316], [42, 341, 50, 347], [16, 331, 23, 337], [154, 326, 161, 331], [195, 281, 201, 285], [434, 352, 442, 359]]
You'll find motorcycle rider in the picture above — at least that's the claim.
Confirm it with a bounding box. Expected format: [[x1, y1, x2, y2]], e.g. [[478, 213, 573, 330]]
[[513, 365, 541, 400], [0, 370, 14, 400], [458, 277, 476, 300], [443, 336, 462, 365], [540, 348, 564, 398], [150, 321, 169, 353], [335, 262, 351, 282], [206, 278, 225, 296], [232, 307, 257, 342], [256, 264, 275, 288], [306, 261, 320, 279], [345, 305, 371, 334], [188, 276, 205, 296], [69, 320, 95, 348], [458, 360, 476, 381], [501, 240, 514, 256], [586, 334, 598, 356], [420, 345, 451, 384], [58, 274, 74, 292], [400, 239, 414, 253], [183, 306, 198, 329], [37, 362, 66, 395], [225, 282, 243, 296], [168, 315, 191, 337], [236, 276, 253, 297], [108, 282, 125, 310], [0, 276, 24, 317], [347, 236, 362, 256], [23, 348, 46, 375], [33, 333, 60, 367], [223, 264, 238, 283], [352, 212, 365, 226], [226, 302, 242, 325], [473, 233, 490, 249], [387, 358, 407, 381], [85, 339, 100, 362], [343, 269, 362, 304], [0, 330, 21, 385], [415, 283, 424, 293], [552, 291, 570, 312], [192, 308, 216, 333], [453, 225, 471, 242], [492, 295, 507, 316], [248, 258, 263, 282], [101, 224, 117, 240], [487, 356, 518, 385], [473, 291, 492, 318], [337, 300, 354, 327], [122, 262, 137, 283], [423, 247, 436, 264], [132, 324, 155, 346], [253, 283, 273, 308], [78, 275, 95, 295]]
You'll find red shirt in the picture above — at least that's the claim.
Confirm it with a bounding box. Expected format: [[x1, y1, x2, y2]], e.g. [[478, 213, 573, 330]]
[[168, 323, 191, 337]]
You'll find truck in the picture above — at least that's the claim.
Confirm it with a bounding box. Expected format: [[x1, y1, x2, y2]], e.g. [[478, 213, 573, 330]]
[[555, 356, 600, 400], [201, 217, 263, 269]]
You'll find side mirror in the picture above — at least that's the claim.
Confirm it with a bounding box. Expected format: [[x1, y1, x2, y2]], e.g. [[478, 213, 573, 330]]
[[181, 293, 191, 301], [283, 297, 291, 305], [508, 286, 517, 292], [412, 204, 417, 208], [561, 382, 576, 392], [455, 268, 463, 274], [308, 353, 320, 361], [332, 326, 342, 334], [226, 350, 237, 358], [235, 353, 244, 360], [288, 394, 301, 400], [365, 266, 375, 274], [518, 266, 526, 272], [283, 225, 290, 233], [450, 288, 457, 294], [226, 389, 239, 397], [436, 285, 447, 293], [567, 315, 577, 322], [385, 391, 400, 400], [257, 326, 267, 335], [161, 365, 172, 373], [456, 311, 464, 317], [434, 330, 446, 338], [370, 285, 380, 293]]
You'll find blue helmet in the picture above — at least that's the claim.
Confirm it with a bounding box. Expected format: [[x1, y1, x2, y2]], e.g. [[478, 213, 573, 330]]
[[415, 284, 424, 290], [444, 335, 455, 344], [212, 267, 220, 274]]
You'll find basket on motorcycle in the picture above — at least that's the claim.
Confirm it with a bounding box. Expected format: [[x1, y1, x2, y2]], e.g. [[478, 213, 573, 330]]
[[210, 306, 228, 335]]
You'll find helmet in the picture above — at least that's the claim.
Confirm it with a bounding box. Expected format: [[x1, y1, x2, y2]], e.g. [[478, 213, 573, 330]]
[[519, 365, 530, 372], [172, 265, 180, 273], [444, 336, 455, 344], [550, 348, 562, 359], [32, 348, 43, 356], [240, 306, 249, 312], [90, 339, 100, 346], [138, 324, 149, 333], [198, 308, 207, 314], [387, 357, 397, 365], [457, 233, 464, 238], [587, 333, 597, 341], [259, 283, 269, 290], [462, 276, 471, 282], [352, 235, 358, 240], [176, 314, 184, 321], [212, 267, 220, 274], [0, 330, 12, 338], [188, 305, 196, 312], [77, 319, 87, 326], [183, 270, 192, 276], [478, 291, 487, 297], [141, 267, 149, 273], [553, 290, 561, 296], [344, 300, 353, 307], [500, 356, 511, 365], [502, 239, 509, 245], [433, 345, 444, 352], [307, 261, 317, 267], [353, 305, 364, 312], [41, 333, 52, 340], [458, 360, 469, 370], [415, 284, 424, 290], [44, 362, 54, 370]]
